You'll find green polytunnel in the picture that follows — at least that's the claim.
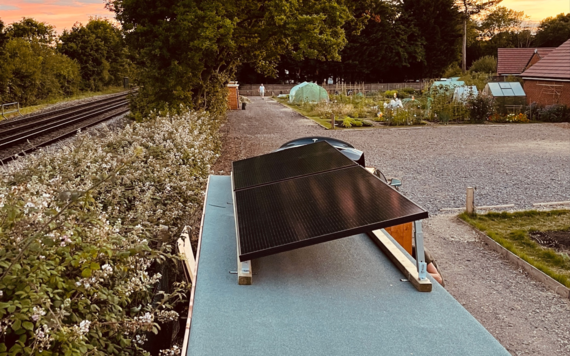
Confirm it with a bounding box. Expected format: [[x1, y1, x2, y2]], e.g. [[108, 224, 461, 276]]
[[289, 82, 329, 104]]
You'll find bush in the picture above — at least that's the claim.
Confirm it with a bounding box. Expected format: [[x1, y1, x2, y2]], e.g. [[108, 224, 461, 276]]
[[384, 90, 398, 98], [469, 55, 497, 74], [528, 104, 570, 122], [0, 38, 81, 106], [0, 108, 221, 355], [467, 94, 494, 122], [442, 62, 462, 78]]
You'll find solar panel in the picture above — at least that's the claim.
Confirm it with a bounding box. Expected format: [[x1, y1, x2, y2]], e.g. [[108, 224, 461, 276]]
[[233, 144, 428, 261], [232, 141, 356, 190]]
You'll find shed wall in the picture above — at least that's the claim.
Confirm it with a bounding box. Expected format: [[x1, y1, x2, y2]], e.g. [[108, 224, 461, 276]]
[[524, 80, 570, 106]]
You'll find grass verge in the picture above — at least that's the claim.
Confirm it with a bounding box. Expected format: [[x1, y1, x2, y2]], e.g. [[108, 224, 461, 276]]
[[2, 86, 127, 119], [460, 210, 570, 287], [274, 97, 333, 129]]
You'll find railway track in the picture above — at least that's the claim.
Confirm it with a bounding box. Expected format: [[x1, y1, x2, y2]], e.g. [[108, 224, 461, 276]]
[[0, 92, 131, 161]]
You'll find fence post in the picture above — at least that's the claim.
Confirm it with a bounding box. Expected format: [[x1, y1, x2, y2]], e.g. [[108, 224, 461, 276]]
[[466, 187, 475, 214]]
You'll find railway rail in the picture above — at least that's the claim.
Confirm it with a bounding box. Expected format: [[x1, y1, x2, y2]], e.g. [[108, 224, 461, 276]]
[[0, 91, 132, 162]]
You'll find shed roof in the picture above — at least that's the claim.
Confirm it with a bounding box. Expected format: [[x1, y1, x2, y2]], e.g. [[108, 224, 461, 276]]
[[485, 82, 526, 97], [497, 47, 557, 75], [522, 39, 570, 80]]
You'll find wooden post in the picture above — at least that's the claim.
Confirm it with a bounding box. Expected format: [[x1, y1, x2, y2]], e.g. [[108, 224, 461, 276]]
[[466, 187, 475, 214]]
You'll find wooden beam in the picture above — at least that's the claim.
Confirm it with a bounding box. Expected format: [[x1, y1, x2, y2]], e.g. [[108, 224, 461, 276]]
[[367, 229, 432, 292], [231, 171, 253, 285], [177, 225, 196, 284]]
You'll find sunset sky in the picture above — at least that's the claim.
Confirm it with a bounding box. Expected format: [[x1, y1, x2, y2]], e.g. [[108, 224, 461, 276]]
[[0, 0, 569, 33]]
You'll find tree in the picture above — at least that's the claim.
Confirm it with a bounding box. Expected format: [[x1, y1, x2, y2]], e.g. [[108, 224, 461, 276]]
[[106, 0, 375, 117], [478, 6, 524, 40], [58, 18, 129, 91], [534, 13, 570, 47], [4, 17, 57, 45], [0, 38, 81, 105], [0, 19, 8, 48], [456, 0, 501, 72]]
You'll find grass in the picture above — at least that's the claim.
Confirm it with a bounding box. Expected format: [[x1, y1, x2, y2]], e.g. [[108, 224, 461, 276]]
[[460, 210, 570, 287], [2, 86, 127, 120], [274, 97, 333, 129]]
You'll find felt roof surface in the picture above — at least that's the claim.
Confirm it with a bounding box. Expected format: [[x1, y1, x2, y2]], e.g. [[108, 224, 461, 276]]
[[186, 175, 511, 356]]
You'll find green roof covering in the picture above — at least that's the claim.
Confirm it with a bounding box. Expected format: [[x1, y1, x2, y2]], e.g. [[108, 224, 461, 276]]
[[289, 82, 329, 104], [484, 82, 526, 97]]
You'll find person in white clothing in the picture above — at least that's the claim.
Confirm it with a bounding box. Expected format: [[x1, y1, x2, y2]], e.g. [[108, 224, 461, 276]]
[[259, 84, 265, 99]]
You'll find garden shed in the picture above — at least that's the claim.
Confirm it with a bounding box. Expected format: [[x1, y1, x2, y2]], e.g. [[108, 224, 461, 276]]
[[289, 82, 329, 104], [483, 82, 526, 112]]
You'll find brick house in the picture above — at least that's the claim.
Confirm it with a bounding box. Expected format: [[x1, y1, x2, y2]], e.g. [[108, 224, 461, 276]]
[[497, 47, 555, 77], [521, 39, 570, 106]]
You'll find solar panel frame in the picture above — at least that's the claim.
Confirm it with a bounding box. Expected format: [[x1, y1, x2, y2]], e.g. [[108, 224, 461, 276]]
[[233, 161, 428, 262]]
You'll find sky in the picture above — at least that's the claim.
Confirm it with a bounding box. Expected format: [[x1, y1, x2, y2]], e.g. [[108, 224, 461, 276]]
[[0, 0, 569, 32]]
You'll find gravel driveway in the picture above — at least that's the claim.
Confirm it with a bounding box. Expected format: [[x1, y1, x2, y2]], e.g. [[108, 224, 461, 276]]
[[213, 97, 570, 355]]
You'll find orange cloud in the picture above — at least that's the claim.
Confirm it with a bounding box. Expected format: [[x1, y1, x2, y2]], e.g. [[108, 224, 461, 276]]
[[500, 0, 570, 22], [1, 0, 114, 32]]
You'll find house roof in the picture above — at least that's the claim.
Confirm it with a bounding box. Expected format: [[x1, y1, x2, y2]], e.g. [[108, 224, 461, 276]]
[[522, 39, 570, 80], [497, 47, 557, 75]]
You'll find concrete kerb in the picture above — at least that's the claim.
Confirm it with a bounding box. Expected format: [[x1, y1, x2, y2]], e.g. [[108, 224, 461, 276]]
[[455, 216, 570, 300]]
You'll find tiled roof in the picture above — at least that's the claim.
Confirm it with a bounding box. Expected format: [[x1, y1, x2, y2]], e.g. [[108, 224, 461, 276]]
[[522, 40, 570, 80], [497, 47, 557, 75], [497, 48, 535, 75]]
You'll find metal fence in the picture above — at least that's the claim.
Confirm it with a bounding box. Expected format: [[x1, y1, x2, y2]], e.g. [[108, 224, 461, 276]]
[[239, 82, 426, 97], [1, 102, 21, 119]]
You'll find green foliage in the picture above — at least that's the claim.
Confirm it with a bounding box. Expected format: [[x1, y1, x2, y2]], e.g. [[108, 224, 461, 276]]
[[534, 13, 570, 47], [0, 38, 81, 106], [468, 55, 497, 74], [442, 63, 462, 78], [526, 104, 570, 123], [460, 71, 492, 91], [478, 6, 525, 40], [384, 90, 398, 98], [58, 19, 131, 92], [466, 94, 493, 122], [4, 18, 56, 45], [107, 0, 359, 118], [0, 108, 222, 354]]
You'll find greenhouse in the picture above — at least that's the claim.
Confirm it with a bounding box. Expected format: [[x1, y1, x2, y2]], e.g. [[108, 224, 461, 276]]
[[483, 82, 526, 113], [453, 86, 478, 103], [289, 82, 329, 104]]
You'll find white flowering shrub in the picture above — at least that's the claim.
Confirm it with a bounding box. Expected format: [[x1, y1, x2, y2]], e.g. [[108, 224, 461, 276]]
[[0, 109, 221, 355]]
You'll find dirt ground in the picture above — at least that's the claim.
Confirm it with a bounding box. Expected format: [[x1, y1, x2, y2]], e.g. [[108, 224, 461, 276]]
[[212, 97, 570, 355]]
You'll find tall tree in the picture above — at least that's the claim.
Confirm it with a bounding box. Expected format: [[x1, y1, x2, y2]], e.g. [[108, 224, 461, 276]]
[[534, 13, 570, 47], [4, 18, 56, 45], [478, 6, 524, 40], [106, 0, 377, 117], [58, 18, 129, 91], [456, 0, 501, 72]]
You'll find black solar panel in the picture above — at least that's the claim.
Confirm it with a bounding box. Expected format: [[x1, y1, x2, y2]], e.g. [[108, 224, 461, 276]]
[[232, 141, 356, 190], [234, 164, 428, 261]]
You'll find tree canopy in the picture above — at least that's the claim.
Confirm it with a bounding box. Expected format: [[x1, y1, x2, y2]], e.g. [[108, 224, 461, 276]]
[[534, 13, 570, 47], [105, 0, 377, 116], [58, 18, 130, 91]]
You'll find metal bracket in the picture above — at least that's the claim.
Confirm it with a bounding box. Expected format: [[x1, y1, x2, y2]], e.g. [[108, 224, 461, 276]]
[[413, 220, 428, 281]]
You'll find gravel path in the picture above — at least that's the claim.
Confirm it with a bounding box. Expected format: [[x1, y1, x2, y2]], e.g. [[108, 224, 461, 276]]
[[212, 97, 570, 356], [215, 97, 570, 214]]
